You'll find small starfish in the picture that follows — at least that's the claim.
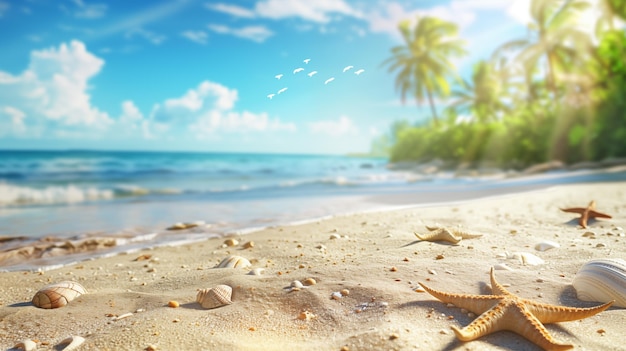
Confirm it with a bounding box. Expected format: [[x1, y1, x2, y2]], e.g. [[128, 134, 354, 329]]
[[414, 226, 483, 244], [419, 268, 613, 351], [560, 200, 612, 228]]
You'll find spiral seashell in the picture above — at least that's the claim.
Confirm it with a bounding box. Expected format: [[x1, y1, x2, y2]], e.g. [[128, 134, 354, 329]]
[[215, 255, 251, 269], [196, 285, 233, 309], [32, 281, 87, 309], [573, 258, 626, 307]]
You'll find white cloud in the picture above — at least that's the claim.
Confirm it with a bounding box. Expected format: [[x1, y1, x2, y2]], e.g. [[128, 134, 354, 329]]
[[205, 3, 255, 18], [181, 30, 208, 44], [1, 106, 26, 135], [125, 27, 166, 45], [256, 0, 360, 23], [0, 40, 294, 142], [0, 40, 112, 131], [208, 24, 274, 43], [308, 115, 358, 137], [71, 0, 107, 19], [207, 0, 360, 23], [0, 1, 9, 17], [150, 80, 295, 136]]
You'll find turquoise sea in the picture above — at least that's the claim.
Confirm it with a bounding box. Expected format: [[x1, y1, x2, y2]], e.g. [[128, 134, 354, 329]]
[[1, 150, 625, 271]]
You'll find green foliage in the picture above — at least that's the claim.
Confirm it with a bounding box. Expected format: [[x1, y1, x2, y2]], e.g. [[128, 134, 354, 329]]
[[382, 16, 467, 123], [379, 1, 626, 168]]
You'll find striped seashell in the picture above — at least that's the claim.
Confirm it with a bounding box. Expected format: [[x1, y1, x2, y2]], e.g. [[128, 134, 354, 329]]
[[215, 255, 251, 269], [573, 258, 626, 307], [32, 281, 87, 309], [196, 285, 233, 309]]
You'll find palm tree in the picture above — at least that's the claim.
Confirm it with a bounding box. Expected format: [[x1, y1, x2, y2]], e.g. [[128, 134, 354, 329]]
[[447, 60, 510, 123], [597, 0, 626, 33], [382, 16, 467, 124], [494, 0, 593, 98]]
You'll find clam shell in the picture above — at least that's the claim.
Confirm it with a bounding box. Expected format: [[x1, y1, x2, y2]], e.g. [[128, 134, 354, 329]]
[[534, 240, 560, 252], [573, 258, 626, 307], [15, 339, 37, 351], [215, 255, 251, 269], [196, 285, 233, 309], [58, 335, 85, 351], [32, 281, 87, 309], [508, 251, 545, 266]]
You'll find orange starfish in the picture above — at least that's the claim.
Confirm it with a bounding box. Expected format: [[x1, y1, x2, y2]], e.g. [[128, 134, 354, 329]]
[[560, 200, 612, 228], [420, 268, 613, 350]]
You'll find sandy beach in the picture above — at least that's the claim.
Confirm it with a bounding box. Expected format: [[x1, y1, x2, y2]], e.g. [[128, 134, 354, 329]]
[[1, 181, 625, 351]]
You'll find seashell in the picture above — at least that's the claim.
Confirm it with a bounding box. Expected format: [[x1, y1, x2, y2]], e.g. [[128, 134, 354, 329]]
[[215, 255, 251, 269], [329, 233, 341, 240], [290, 280, 304, 289], [507, 252, 545, 266], [330, 291, 342, 300], [196, 285, 233, 309], [302, 278, 316, 286], [493, 263, 514, 271], [573, 258, 626, 308], [247, 268, 264, 276], [534, 240, 560, 252], [223, 238, 238, 247], [14, 339, 37, 351], [32, 281, 87, 309], [242, 241, 255, 249], [58, 335, 85, 351]]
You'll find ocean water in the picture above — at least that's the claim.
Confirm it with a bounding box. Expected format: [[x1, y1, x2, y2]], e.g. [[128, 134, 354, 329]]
[[1, 150, 624, 271]]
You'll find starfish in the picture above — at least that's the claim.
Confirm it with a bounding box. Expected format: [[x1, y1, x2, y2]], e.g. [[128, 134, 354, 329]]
[[414, 226, 483, 244], [419, 268, 613, 351], [560, 200, 612, 228]]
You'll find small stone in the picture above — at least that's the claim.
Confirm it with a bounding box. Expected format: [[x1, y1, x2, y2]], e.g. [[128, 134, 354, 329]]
[[302, 278, 317, 286], [168, 300, 179, 308], [390, 266, 398, 272], [340, 289, 350, 296], [242, 241, 255, 249], [389, 333, 399, 340], [329, 233, 341, 240]]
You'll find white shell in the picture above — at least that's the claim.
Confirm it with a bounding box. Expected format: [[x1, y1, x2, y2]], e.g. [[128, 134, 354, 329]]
[[15, 339, 37, 351], [59, 335, 85, 351], [247, 268, 265, 276], [215, 255, 251, 269], [534, 240, 560, 252], [508, 252, 545, 266], [32, 281, 87, 309], [493, 263, 514, 271], [196, 285, 233, 309], [573, 258, 626, 307]]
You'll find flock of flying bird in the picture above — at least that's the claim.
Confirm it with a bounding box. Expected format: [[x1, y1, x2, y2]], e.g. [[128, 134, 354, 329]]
[[267, 58, 365, 100]]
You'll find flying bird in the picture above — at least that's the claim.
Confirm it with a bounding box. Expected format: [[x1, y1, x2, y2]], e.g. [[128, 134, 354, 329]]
[[354, 69, 365, 75], [277, 87, 288, 94], [267, 93, 275, 99], [342, 65, 354, 73], [275, 74, 283, 80], [307, 71, 318, 77], [293, 67, 304, 74], [303, 58, 311, 64], [324, 77, 335, 85]]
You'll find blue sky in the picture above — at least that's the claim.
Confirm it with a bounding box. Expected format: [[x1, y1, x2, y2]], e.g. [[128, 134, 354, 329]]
[[0, 0, 604, 154]]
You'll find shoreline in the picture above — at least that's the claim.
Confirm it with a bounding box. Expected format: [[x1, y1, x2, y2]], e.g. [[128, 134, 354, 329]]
[[2, 165, 626, 273], [1, 181, 625, 350]]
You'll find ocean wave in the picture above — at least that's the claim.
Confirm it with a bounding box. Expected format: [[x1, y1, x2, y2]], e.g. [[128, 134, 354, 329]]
[[0, 183, 115, 206]]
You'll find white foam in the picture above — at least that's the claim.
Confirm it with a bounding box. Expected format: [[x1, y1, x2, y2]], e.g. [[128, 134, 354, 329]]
[[0, 182, 114, 206]]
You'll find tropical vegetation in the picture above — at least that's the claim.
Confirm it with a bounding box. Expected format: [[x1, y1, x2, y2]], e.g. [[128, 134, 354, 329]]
[[375, 0, 626, 169]]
